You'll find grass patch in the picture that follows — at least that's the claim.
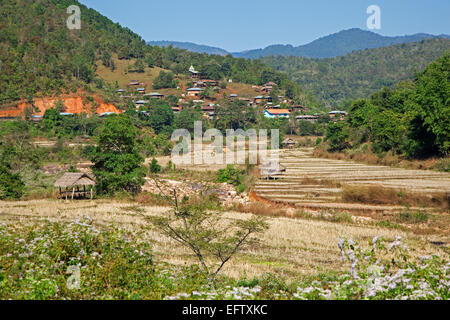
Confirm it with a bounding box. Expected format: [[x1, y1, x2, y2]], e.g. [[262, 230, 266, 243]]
[[341, 185, 449, 209], [134, 192, 172, 206], [395, 210, 429, 224], [375, 220, 403, 229]]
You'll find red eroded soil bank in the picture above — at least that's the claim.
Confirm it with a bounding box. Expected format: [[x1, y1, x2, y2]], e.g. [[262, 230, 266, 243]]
[[0, 95, 120, 118]]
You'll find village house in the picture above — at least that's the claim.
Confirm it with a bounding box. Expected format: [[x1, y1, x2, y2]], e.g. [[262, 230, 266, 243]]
[[172, 106, 182, 113], [291, 105, 308, 112], [128, 80, 140, 86], [135, 100, 149, 108], [328, 110, 347, 121], [264, 109, 290, 118], [229, 94, 238, 100], [186, 87, 204, 97], [253, 96, 272, 104], [98, 111, 118, 117], [260, 86, 272, 93], [263, 81, 277, 87], [144, 92, 164, 99], [136, 87, 146, 94], [296, 115, 319, 122]]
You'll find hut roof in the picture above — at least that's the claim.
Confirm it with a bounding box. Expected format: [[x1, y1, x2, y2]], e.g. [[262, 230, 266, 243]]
[[54, 173, 96, 188], [259, 161, 286, 173], [282, 138, 295, 144]]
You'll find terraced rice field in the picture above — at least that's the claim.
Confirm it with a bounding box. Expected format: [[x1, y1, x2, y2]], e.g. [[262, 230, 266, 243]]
[[254, 148, 450, 213]]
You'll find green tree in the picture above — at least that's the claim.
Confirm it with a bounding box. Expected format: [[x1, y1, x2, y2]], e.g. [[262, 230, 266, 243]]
[[152, 71, 177, 89], [406, 54, 450, 157], [325, 121, 350, 152], [148, 101, 174, 135], [0, 164, 25, 200], [149, 158, 161, 174], [91, 115, 146, 195]]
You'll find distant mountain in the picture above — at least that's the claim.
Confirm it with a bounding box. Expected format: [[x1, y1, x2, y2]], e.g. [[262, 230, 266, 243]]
[[233, 28, 450, 59], [261, 38, 450, 106], [149, 29, 449, 60], [148, 41, 230, 56]]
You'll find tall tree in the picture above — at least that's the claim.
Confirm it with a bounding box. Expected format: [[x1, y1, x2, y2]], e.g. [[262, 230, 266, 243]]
[[91, 115, 146, 195]]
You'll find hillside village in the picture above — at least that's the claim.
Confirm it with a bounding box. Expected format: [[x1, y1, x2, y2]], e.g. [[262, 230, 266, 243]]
[[0, 63, 346, 124]]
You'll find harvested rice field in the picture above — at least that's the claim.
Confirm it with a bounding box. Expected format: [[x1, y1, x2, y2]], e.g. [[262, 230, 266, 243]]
[[0, 199, 445, 280], [253, 148, 450, 214]]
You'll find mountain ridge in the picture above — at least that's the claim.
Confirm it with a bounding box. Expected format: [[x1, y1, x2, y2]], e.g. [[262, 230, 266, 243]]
[[149, 28, 450, 59]]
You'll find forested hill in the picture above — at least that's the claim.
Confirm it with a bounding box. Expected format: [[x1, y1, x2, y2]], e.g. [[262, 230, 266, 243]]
[[148, 41, 229, 56], [234, 28, 449, 59], [0, 0, 315, 107], [260, 38, 450, 107]]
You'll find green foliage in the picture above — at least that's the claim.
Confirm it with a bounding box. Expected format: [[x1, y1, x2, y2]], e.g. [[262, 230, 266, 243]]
[[152, 71, 177, 89], [0, 163, 25, 200], [261, 38, 450, 107], [325, 121, 350, 152], [216, 165, 245, 188], [396, 210, 429, 224], [149, 158, 161, 174], [148, 101, 174, 135], [91, 115, 146, 195], [341, 54, 450, 158], [0, 0, 311, 109], [405, 54, 450, 157], [213, 100, 257, 132]]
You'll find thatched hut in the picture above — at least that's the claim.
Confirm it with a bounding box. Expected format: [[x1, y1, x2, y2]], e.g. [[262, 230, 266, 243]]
[[259, 161, 286, 179], [282, 138, 296, 149], [54, 173, 96, 200]]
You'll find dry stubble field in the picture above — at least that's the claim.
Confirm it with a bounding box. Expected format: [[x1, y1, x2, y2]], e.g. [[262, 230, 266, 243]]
[[0, 199, 445, 280]]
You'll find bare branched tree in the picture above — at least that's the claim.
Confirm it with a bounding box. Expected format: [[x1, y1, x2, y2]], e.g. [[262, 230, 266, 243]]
[[147, 177, 269, 282]]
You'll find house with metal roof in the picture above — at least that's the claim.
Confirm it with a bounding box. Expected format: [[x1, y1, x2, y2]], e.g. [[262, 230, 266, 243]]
[[264, 109, 290, 118], [186, 87, 204, 97], [144, 92, 164, 99]]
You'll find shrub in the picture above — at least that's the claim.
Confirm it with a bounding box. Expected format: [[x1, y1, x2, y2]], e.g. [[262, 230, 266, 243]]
[[149, 158, 161, 174], [0, 164, 25, 200], [216, 165, 245, 189]]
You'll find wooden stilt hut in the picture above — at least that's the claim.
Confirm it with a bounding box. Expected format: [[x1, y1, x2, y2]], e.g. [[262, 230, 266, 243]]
[[54, 173, 96, 200], [282, 138, 296, 149]]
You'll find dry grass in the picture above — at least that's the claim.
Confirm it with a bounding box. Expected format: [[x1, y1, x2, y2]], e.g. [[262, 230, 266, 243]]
[[300, 177, 342, 188], [0, 199, 446, 280], [313, 146, 447, 171], [341, 185, 449, 210]]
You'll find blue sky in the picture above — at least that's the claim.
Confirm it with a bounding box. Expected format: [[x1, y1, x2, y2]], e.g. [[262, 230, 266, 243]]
[[78, 0, 450, 52]]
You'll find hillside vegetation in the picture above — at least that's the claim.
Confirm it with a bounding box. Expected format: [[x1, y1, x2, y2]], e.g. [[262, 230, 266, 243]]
[[261, 38, 450, 107], [323, 54, 449, 159], [0, 0, 315, 108]]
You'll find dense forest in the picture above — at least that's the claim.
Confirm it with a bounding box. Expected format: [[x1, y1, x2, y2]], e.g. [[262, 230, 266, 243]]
[[261, 38, 450, 107], [325, 54, 449, 159], [0, 0, 313, 106]]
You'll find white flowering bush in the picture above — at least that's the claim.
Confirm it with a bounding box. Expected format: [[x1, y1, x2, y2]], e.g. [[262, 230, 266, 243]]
[[0, 218, 156, 299], [293, 236, 449, 300], [1, 218, 448, 300]]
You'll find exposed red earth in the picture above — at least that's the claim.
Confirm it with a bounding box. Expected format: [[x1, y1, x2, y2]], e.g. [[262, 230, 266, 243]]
[[0, 95, 120, 118]]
